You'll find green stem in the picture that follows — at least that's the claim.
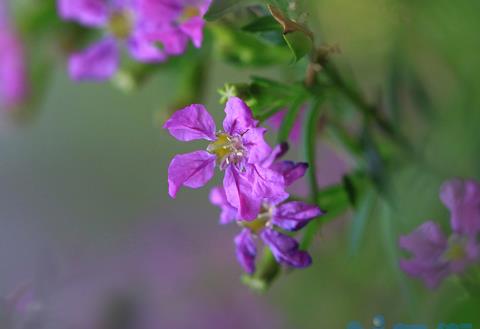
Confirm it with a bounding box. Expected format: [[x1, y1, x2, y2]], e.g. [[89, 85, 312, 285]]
[[300, 96, 325, 249], [242, 248, 280, 293]]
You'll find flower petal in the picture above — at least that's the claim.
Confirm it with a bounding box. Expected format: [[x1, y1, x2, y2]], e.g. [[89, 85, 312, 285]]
[[272, 201, 323, 231], [234, 229, 257, 274], [209, 186, 238, 224], [242, 128, 272, 164], [68, 38, 119, 81], [398, 221, 450, 289], [261, 229, 312, 268], [163, 104, 216, 141], [167, 150, 216, 198], [399, 221, 448, 259], [127, 33, 168, 62], [180, 16, 205, 48], [249, 164, 288, 204], [270, 161, 308, 186], [0, 30, 28, 108], [223, 166, 261, 220], [57, 0, 108, 27], [147, 27, 189, 56], [223, 97, 258, 135], [440, 178, 480, 236], [261, 143, 289, 168]]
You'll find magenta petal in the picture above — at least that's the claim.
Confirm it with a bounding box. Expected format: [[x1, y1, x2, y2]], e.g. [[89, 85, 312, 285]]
[[398, 221, 450, 289], [399, 259, 449, 289], [399, 221, 448, 259], [180, 16, 205, 48], [234, 229, 257, 274], [440, 178, 480, 236], [0, 30, 28, 108], [58, 0, 108, 27], [209, 186, 238, 224], [261, 143, 289, 168], [223, 166, 261, 220], [249, 164, 288, 204], [242, 128, 272, 164], [261, 229, 312, 268], [127, 33, 168, 62], [270, 161, 308, 186], [163, 104, 216, 141], [148, 27, 189, 56], [167, 150, 216, 198], [223, 97, 258, 135], [272, 201, 322, 231], [68, 38, 119, 81]]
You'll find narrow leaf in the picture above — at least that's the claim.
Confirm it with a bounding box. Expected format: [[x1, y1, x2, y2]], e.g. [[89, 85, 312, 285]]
[[242, 16, 282, 33], [267, 4, 314, 62], [283, 31, 313, 62], [277, 93, 307, 143], [348, 187, 376, 256]]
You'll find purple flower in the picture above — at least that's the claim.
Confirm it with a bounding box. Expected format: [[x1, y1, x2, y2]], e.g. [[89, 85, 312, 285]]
[[58, 0, 210, 81], [218, 186, 321, 273], [399, 179, 480, 289], [137, 0, 211, 49], [210, 145, 323, 273], [439, 178, 480, 236], [0, 1, 28, 109], [164, 97, 287, 220]]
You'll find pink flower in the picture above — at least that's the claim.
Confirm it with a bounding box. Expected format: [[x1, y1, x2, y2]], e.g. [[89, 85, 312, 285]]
[[57, 0, 211, 81], [164, 97, 288, 220], [210, 144, 322, 273], [399, 179, 480, 288]]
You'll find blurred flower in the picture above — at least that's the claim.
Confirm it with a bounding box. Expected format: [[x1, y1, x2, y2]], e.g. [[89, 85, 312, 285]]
[[266, 105, 306, 143], [210, 144, 323, 273], [399, 178, 480, 288], [0, 0, 28, 109], [138, 0, 211, 49], [164, 97, 287, 220], [58, 0, 210, 81]]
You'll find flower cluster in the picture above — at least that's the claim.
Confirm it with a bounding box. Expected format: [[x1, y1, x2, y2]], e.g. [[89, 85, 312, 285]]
[[399, 178, 480, 288], [0, 0, 28, 110], [164, 97, 323, 273], [58, 0, 210, 81]]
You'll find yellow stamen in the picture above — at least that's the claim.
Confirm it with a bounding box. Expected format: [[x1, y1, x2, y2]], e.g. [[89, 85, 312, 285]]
[[207, 133, 232, 160], [444, 241, 467, 261], [239, 218, 268, 234], [182, 6, 200, 21], [108, 10, 133, 39]]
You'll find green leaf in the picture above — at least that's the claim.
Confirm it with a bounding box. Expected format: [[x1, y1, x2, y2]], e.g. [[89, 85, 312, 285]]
[[242, 15, 282, 33], [208, 23, 291, 67], [348, 188, 376, 256], [283, 31, 313, 62], [277, 93, 307, 143], [204, 0, 258, 21], [300, 97, 325, 249], [267, 4, 314, 62]]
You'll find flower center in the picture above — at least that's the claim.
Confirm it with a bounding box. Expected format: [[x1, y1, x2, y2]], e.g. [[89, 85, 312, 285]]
[[238, 204, 273, 234], [108, 10, 133, 39], [207, 132, 246, 169], [181, 6, 200, 22], [443, 235, 467, 262]]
